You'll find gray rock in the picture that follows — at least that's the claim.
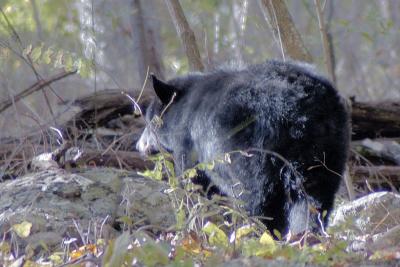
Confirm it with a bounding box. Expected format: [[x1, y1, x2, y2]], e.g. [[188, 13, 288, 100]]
[[0, 168, 178, 250], [331, 191, 400, 252]]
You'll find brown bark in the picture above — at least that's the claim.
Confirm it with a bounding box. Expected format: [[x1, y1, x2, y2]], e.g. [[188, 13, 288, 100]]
[[314, 0, 335, 84], [351, 165, 400, 180], [351, 100, 400, 140], [350, 165, 400, 190], [259, 0, 313, 63], [0, 143, 154, 176], [164, 0, 204, 71], [130, 0, 151, 87], [62, 91, 400, 142], [130, 0, 165, 86], [141, 0, 165, 80], [61, 89, 152, 130]]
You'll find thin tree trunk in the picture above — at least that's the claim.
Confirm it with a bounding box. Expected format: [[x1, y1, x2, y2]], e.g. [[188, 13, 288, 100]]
[[314, 0, 335, 85], [164, 0, 204, 71], [259, 0, 313, 63], [325, 0, 337, 85], [130, 0, 149, 87], [141, 0, 165, 80], [230, 0, 248, 64], [30, 0, 43, 42]]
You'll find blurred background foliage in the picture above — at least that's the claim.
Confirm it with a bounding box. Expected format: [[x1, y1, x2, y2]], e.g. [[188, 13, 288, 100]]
[[0, 0, 399, 137]]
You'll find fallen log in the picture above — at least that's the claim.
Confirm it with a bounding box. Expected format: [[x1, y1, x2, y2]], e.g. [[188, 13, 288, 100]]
[[60, 91, 400, 141], [349, 165, 400, 191], [351, 100, 400, 140]]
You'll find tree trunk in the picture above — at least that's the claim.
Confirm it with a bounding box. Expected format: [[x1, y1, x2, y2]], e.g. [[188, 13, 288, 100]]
[[259, 0, 313, 62], [164, 0, 204, 71], [314, 0, 335, 85], [141, 0, 165, 80], [130, 0, 149, 87], [30, 0, 43, 42]]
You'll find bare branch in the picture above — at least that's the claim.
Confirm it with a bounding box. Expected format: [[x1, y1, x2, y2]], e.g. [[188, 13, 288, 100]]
[[0, 71, 77, 114], [164, 0, 204, 71]]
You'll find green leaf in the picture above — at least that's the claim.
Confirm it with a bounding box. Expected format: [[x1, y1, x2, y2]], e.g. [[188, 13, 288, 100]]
[[164, 159, 176, 179], [202, 221, 228, 248], [322, 209, 328, 218], [184, 168, 197, 179], [236, 225, 254, 240], [137, 168, 162, 180], [116, 216, 134, 227], [102, 232, 131, 267], [132, 235, 169, 266], [242, 237, 276, 257], [64, 53, 74, 71], [361, 32, 373, 43], [31, 45, 43, 62], [175, 201, 186, 230], [48, 252, 64, 265], [77, 58, 91, 78], [43, 48, 54, 64], [197, 161, 214, 171], [273, 229, 282, 240]]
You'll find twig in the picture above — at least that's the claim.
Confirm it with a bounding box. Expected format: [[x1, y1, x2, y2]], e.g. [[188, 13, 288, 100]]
[[0, 70, 76, 114], [1, 6, 64, 117]]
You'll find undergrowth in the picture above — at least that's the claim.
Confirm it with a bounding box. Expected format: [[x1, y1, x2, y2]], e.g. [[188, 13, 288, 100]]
[[0, 152, 390, 266]]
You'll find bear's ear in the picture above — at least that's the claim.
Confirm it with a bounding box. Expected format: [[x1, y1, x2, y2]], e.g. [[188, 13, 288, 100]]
[[151, 74, 178, 104]]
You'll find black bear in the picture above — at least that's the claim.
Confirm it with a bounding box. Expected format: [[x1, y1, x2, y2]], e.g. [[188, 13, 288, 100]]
[[136, 60, 350, 236]]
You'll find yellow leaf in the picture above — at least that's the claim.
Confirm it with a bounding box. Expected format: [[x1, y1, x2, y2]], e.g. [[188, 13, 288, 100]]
[[12, 221, 32, 238], [259, 232, 275, 247], [31, 45, 42, 62], [22, 260, 38, 267], [184, 168, 197, 179], [311, 243, 326, 252], [48, 253, 63, 265], [236, 225, 254, 240], [43, 48, 53, 64], [202, 222, 228, 248], [97, 238, 106, 246], [242, 237, 276, 258], [181, 235, 200, 254], [197, 161, 215, 171], [273, 229, 282, 240], [230, 224, 254, 244], [70, 244, 98, 260], [0, 241, 11, 254], [258, 231, 277, 255]]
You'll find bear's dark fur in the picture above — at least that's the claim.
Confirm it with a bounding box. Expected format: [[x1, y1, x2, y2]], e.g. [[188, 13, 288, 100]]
[[136, 60, 350, 236]]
